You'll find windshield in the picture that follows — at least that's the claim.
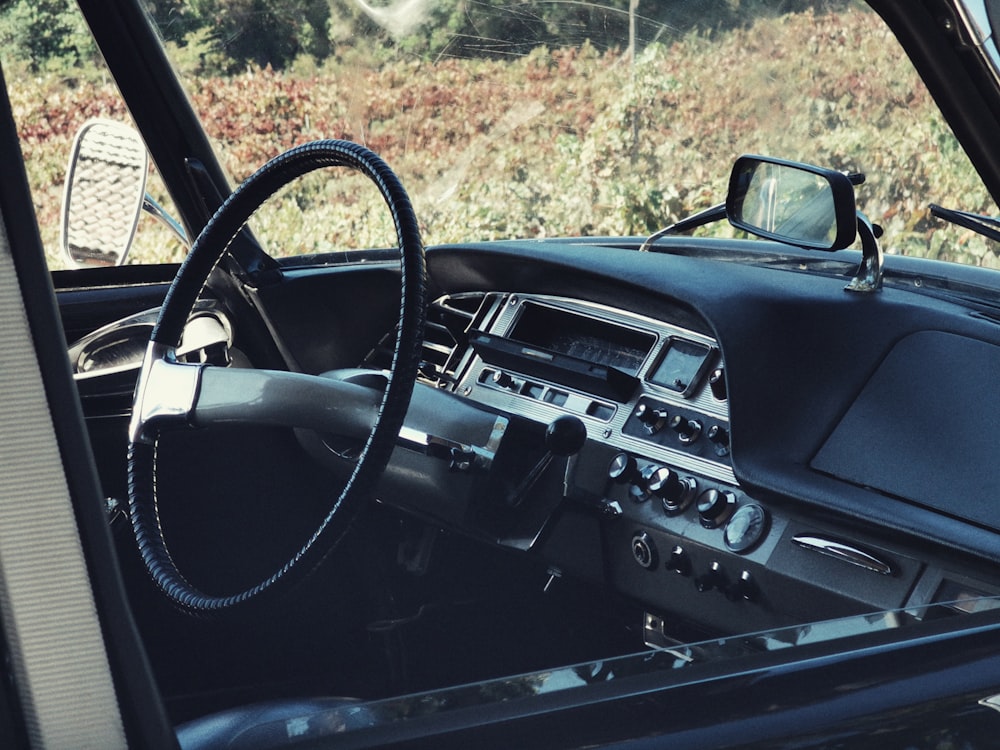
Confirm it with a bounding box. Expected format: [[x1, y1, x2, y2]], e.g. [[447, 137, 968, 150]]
[[1, 0, 998, 270]]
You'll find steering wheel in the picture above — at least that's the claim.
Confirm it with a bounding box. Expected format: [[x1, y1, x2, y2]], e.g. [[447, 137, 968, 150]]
[[126, 140, 426, 613]]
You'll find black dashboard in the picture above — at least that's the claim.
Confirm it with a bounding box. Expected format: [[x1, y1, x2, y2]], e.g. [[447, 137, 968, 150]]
[[352, 238, 1000, 646]]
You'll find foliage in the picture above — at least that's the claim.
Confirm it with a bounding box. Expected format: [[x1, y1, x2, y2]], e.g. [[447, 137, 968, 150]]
[[0, 0, 97, 74], [9, 7, 999, 269], [147, 0, 332, 73]]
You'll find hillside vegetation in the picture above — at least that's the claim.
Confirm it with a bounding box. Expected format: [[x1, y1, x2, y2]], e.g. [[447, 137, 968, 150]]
[[7, 7, 998, 269]]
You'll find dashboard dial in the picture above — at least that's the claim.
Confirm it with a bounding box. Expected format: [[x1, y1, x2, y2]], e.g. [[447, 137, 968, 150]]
[[723, 503, 769, 553]]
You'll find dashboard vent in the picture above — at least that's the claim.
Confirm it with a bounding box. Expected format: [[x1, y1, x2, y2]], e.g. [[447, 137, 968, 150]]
[[364, 293, 491, 389]]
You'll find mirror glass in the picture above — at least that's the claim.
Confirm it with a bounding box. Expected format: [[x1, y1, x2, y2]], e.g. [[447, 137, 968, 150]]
[[60, 119, 148, 268], [727, 156, 856, 250]]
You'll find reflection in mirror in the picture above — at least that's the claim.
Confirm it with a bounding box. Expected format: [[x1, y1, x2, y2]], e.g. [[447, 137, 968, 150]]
[[726, 155, 857, 250], [61, 119, 148, 268]]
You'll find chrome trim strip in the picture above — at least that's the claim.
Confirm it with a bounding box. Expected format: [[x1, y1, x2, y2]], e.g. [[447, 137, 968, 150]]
[[954, 0, 1000, 88], [791, 534, 894, 576]]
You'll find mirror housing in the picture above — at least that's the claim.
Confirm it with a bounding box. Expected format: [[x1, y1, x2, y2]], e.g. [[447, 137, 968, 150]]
[[726, 155, 857, 251], [61, 119, 148, 268]]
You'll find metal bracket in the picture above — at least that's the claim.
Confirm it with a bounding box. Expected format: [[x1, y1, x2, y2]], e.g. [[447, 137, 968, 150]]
[[845, 212, 883, 293]]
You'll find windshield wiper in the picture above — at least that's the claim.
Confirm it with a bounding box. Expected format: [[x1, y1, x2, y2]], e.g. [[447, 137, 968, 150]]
[[930, 203, 1000, 244]]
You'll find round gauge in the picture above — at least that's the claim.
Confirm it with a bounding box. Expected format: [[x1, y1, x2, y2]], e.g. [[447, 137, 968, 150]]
[[723, 503, 769, 553]]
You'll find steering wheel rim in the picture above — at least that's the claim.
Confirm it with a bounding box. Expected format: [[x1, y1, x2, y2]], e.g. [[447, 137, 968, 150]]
[[127, 140, 426, 613]]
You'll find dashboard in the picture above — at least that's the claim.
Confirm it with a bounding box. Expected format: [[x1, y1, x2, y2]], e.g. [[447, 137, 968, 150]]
[[64, 237, 1000, 655], [367, 280, 1000, 645]]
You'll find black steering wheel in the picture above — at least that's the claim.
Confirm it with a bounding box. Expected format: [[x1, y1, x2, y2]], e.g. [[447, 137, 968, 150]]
[[126, 140, 426, 613]]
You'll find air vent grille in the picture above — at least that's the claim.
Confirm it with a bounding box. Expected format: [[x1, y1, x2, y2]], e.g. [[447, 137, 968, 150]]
[[363, 293, 492, 389]]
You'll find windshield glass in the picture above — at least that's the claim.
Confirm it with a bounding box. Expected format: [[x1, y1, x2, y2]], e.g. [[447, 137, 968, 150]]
[[2, 0, 998, 270]]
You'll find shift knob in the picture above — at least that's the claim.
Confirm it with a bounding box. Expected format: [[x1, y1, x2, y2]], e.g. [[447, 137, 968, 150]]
[[546, 415, 587, 456]]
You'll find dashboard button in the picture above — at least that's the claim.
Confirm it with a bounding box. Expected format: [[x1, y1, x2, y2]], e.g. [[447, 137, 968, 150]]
[[695, 561, 726, 592], [492, 370, 514, 389], [707, 425, 730, 449]]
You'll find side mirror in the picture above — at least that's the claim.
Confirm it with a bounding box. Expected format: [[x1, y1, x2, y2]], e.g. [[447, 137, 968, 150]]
[[726, 155, 857, 251], [61, 119, 148, 268]]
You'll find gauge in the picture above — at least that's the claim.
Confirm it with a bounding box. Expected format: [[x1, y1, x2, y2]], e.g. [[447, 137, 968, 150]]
[[723, 503, 769, 553], [647, 338, 714, 396]]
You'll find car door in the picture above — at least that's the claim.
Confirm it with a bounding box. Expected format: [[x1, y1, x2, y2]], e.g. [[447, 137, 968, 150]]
[[0, 47, 177, 749]]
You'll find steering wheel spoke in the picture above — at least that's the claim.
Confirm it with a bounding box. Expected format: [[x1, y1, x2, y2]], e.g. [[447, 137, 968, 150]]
[[130, 347, 383, 445]]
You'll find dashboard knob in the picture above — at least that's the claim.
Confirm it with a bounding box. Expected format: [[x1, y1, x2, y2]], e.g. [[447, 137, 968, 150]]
[[635, 403, 667, 433], [697, 488, 736, 528], [707, 425, 729, 448], [694, 561, 726, 593], [649, 467, 695, 513], [668, 545, 691, 576], [669, 415, 702, 445], [629, 464, 656, 502], [608, 452, 639, 484], [724, 570, 758, 602], [709, 368, 727, 400]]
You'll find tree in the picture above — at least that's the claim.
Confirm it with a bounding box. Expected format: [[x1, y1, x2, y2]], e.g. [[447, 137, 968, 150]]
[[0, 0, 96, 73], [148, 0, 331, 72]]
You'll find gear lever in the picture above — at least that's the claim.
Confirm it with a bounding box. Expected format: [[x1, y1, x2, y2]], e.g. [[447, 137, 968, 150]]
[[506, 415, 587, 507]]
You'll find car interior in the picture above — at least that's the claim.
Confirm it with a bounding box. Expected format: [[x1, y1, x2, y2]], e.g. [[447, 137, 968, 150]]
[[4, 0, 1000, 747]]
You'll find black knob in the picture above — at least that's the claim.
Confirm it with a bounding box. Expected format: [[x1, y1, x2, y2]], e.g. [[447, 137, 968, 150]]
[[724, 570, 758, 602], [492, 370, 514, 389], [697, 488, 736, 528], [707, 425, 729, 447], [649, 466, 693, 513], [668, 545, 691, 576], [546, 415, 587, 456], [709, 368, 727, 400], [629, 464, 656, 502], [608, 452, 639, 484], [669, 415, 702, 444], [695, 561, 726, 593], [635, 403, 666, 433]]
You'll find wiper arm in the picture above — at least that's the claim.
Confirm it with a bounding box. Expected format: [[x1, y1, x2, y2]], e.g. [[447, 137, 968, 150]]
[[930, 203, 1000, 244]]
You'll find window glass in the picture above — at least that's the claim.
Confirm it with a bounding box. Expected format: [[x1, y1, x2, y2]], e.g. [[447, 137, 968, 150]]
[[0, 0, 183, 269], [1, 0, 997, 269]]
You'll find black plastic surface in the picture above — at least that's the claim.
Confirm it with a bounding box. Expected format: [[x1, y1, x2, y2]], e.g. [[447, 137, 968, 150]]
[[812, 330, 1000, 528]]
